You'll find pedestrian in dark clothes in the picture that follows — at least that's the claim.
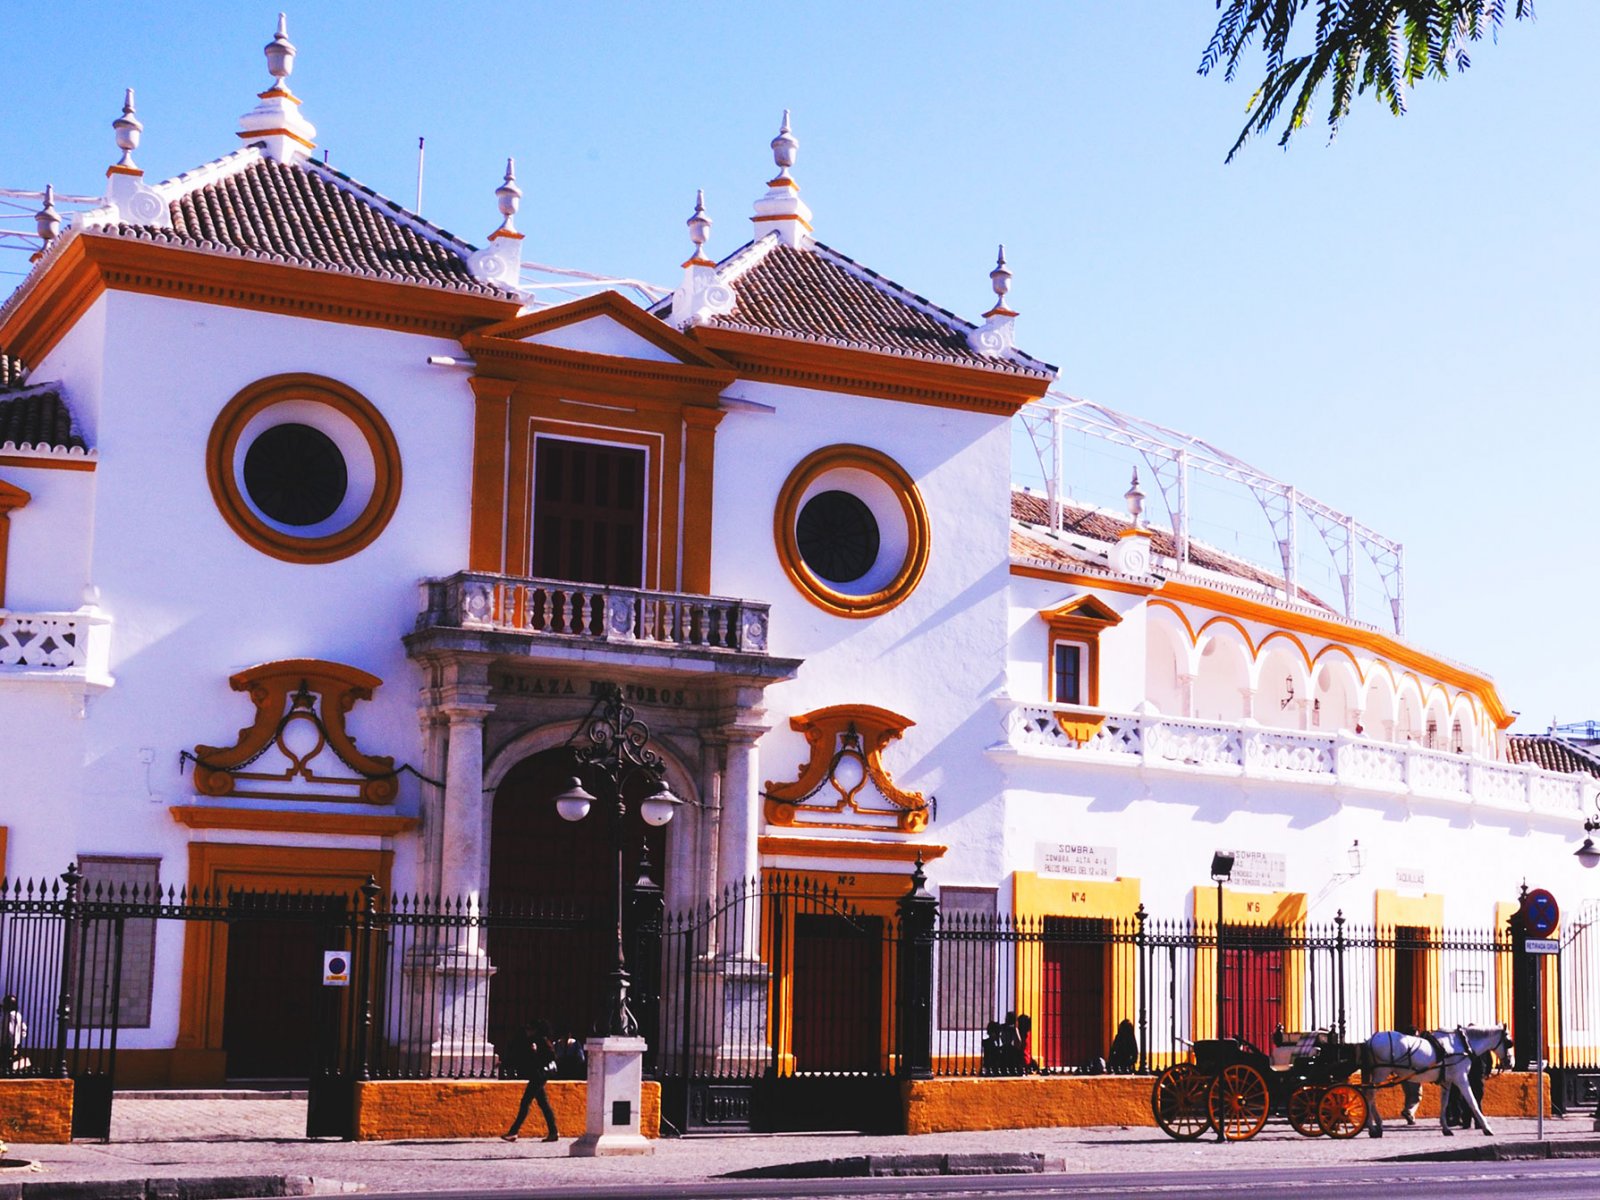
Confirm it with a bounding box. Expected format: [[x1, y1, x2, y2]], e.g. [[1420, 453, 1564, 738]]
[[501, 1020, 559, 1142]]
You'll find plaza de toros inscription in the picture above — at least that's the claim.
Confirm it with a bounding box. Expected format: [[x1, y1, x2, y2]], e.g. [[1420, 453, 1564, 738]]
[[493, 672, 695, 708]]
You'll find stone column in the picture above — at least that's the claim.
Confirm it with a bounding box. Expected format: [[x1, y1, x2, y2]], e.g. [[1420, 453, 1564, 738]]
[[706, 688, 770, 1073], [405, 656, 497, 1077], [1178, 672, 1196, 719]]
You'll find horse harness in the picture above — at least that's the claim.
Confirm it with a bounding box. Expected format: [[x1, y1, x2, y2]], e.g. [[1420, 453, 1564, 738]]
[[1382, 1027, 1473, 1082]]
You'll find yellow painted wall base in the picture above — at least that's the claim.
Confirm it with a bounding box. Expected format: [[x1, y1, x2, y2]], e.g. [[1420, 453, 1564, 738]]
[[351, 1080, 659, 1141], [0, 1078, 74, 1143], [902, 1072, 1549, 1134], [903, 1076, 1154, 1133], [1368, 1071, 1548, 1120]]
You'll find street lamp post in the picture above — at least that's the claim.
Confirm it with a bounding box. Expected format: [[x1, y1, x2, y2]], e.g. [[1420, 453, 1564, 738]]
[[552, 684, 681, 1155], [1211, 852, 1235, 1044], [1574, 805, 1600, 1129]]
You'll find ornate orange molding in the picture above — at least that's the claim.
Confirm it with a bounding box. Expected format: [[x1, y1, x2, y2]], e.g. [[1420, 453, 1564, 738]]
[[0, 234, 518, 368], [693, 327, 1051, 415], [764, 704, 929, 833], [759, 835, 947, 864], [192, 659, 397, 804], [170, 806, 418, 836]]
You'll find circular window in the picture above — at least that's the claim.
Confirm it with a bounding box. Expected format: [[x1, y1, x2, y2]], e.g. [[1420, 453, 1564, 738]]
[[775, 445, 930, 618], [207, 374, 401, 563], [797, 490, 880, 584], [242, 423, 348, 526]]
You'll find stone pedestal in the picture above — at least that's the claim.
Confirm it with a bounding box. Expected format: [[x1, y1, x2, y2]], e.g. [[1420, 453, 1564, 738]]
[[569, 1036, 652, 1156], [399, 943, 498, 1078]]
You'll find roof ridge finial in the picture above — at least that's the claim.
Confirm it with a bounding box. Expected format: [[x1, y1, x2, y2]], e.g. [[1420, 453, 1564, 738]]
[[110, 88, 144, 177], [985, 244, 1016, 319], [238, 13, 316, 162], [264, 13, 297, 95], [967, 243, 1019, 358], [466, 156, 525, 287], [31, 184, 60, 261], [1124, 468, 1146, 528], [770, 109, 799, 187], [683, 189, 714, 268], [670, 189, 736, 329], [489, 158, 523, 241], [753, 111, 813, 247]]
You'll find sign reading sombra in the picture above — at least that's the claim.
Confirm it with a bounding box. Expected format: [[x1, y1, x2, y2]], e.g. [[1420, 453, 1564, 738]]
[[1217, 849, 1286, 889], [1035, 842, 1117, 880]]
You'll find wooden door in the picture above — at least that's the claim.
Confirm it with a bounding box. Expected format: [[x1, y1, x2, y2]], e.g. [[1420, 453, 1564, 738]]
[[532, 438, 645, 587]]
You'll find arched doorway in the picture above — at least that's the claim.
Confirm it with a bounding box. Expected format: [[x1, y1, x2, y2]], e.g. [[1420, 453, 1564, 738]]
[[487, 746, 670, 1050]]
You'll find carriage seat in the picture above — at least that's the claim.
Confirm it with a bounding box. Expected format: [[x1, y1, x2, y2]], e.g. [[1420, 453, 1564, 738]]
[[1269, 1028, 1330, 1069]]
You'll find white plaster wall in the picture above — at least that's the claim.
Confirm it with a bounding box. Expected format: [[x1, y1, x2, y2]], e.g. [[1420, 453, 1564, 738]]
[[994, 756, 1600, 929], [710, 380, 1015, 884], [17, 290, 478, 898], [0, 464, 95, 610]]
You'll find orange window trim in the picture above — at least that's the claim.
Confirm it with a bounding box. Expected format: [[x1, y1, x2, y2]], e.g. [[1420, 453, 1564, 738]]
[[773, 445, 931, 619], [1041, 596, 1121, 708], [0, 477, 30, 608], [205, 373, 402, 565]]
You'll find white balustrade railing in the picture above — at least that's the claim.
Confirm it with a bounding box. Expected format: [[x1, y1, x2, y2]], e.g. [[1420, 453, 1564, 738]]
[[417, 572, 770, 654], [0, 608, 111, 679], [1003, 701, 1594, 818]]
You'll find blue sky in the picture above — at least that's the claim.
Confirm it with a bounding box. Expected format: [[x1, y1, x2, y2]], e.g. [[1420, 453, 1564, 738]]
[[2, 3, 1593, 728]]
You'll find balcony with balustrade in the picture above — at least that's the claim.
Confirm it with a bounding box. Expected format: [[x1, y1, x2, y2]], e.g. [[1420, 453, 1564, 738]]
[[998, 700, 1595, 822], [0, 606, 113, 702], [405, 571, 799, 687]]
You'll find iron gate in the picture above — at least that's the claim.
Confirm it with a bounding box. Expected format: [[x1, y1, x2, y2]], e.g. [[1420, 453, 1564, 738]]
[[653, 874, 916, 1134]]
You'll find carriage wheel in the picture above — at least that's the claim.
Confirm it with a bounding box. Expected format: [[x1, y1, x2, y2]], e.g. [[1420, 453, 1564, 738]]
[[1152, 1064, 1213, 1140], [1318, 1083, 1369, 1139], [1288, 1085, 1325, 1137], [1207, 1063, 1270, 1141]]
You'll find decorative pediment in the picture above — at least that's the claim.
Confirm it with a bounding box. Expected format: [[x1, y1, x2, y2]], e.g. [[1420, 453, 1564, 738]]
[[1041, 594, 1123, 632], [764, 704, 931, 834], [189, 659, 397, 804], [469, 291, 733, 370]]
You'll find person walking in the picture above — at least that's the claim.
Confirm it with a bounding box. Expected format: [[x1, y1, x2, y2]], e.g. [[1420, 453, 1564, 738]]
[[1, 994, 24, 1074], [501, 1020, 559, 1143]]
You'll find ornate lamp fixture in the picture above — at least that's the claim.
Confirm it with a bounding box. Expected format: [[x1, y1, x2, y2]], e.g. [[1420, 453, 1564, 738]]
[[553, 684, 681, 1036]]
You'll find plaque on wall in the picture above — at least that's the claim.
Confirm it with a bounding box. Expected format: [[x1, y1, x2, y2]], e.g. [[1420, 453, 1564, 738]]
[[1395, 867, 1426, 893], [1219, 849, 1286, 889], [1035, 842, 1117, 880]]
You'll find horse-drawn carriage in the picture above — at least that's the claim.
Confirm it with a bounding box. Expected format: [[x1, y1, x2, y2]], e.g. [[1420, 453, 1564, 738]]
[[1151, 1029, 1368, 1141]]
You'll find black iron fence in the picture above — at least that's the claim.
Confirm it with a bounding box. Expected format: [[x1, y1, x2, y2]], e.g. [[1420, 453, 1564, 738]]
[[6, 861, 1598, 1132]]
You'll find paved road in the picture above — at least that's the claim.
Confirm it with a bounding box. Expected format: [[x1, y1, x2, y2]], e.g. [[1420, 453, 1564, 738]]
[[7, 1097, 1598, 1196]]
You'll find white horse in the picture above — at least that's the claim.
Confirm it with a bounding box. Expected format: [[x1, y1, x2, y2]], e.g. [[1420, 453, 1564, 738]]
[[1361, 1024, 1513, 1137]]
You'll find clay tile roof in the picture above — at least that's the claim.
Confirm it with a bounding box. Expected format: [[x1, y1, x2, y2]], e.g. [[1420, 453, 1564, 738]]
[[0, 386, 87, 453], [0, 351, 25, 389], [97, 155, 512, 298], [1011, 489, 1335, 611], [658, 238, 1055, 378], [1506, 735, 1600, 779]]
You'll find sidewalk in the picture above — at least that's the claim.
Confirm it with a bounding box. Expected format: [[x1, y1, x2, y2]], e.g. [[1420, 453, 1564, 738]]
[[5, 1097, 1598, 1196]]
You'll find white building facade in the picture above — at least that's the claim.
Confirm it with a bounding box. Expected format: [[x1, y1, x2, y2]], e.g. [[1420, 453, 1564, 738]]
[[1, 23, 1594, 1091]]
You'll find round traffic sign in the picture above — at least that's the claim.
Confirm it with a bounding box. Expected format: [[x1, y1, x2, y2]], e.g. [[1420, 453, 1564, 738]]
[[1523, 888, 1560, 938]]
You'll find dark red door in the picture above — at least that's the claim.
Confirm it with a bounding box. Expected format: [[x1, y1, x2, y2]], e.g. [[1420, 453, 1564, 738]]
[[1222, 927, 1285, 1050], [790, 914, 881, 1073], [1041, 917, 1108, 1071]]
